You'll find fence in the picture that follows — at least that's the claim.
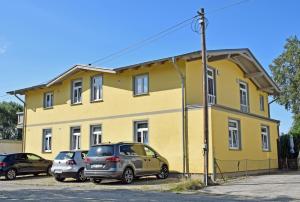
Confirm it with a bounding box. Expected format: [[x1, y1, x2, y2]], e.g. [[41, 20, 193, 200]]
[[214, 158, 279, 181]]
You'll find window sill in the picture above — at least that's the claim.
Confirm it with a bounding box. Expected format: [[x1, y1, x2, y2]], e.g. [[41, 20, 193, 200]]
[[229, 147, 241, 151], [262, 149, 271, 152], [133, 93, 149, 97], [43, 107, 53, 110], [42, 151, 52, 153], [90, 99, 103, 103], [71, 102, 82, 106]]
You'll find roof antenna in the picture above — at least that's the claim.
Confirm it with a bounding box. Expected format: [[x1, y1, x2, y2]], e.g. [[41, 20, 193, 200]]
[[88, 64, 92, 66]]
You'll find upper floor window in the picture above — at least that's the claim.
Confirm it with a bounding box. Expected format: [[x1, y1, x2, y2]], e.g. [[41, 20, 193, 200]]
[[44, 92, 53, 109], [239, 81, 249, 112], [260, 95, 265, 111], [91, 75, 103, 101], [134, 74, 149, 95], [42, 129, 52, 153], [261, 126, 270, 151], [134, 121, 148, 144], [90, 125, 102, 146], [72, 80, 82, 104], [228, 119, 241, 150], [207, 68, 216, 104]]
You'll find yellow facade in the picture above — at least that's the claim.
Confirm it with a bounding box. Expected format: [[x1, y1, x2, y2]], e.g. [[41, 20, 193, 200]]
[[19, 50, 280, 175]]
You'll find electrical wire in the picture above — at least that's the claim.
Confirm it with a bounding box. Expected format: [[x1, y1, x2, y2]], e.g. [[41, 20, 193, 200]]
[[206, 0, 250, 15]]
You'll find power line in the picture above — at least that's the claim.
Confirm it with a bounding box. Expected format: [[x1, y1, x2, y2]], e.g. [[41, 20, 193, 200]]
[[206, 0, 250, 15], [89, 15, 198, 65]]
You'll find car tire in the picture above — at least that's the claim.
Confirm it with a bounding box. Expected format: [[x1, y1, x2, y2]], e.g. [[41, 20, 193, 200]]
[[91, 178, 102, 184], [76, 169, 87, 182], [121, 167, 134, 184], [55, 175, 65, 182], [46, 166, 52, 176], [5, 168, 17, 180], [156, 165, 169, 179]]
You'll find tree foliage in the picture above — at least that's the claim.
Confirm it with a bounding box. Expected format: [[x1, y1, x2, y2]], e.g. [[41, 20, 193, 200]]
[[0, 101, 23, 140], [270, 36, 300, 136]]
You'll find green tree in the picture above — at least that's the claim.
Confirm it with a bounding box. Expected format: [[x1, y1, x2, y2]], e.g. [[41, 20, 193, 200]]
[[0, 101, 23, 140], [270, 36, 300, 136]]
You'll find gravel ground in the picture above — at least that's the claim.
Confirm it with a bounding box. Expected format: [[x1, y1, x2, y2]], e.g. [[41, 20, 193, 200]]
[[0, 171, 299, 201]]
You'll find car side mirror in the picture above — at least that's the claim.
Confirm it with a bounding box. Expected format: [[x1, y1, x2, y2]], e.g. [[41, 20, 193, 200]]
[[153, 153, 158, 158]]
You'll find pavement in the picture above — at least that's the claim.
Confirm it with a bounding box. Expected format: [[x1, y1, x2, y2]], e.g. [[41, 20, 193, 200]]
[[0, 171, 299, 201]]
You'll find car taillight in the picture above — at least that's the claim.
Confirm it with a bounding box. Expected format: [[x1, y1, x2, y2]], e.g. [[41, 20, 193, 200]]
[[84, 157, 91, 164], [66, 160, 76, 165], [105, 156, 120, 162], [0, 162, 7, 167]]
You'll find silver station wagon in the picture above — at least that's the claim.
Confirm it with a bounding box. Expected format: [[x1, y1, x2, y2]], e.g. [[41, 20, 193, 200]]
[[84, 142, 169, 184], [51, 150, 88, 182]]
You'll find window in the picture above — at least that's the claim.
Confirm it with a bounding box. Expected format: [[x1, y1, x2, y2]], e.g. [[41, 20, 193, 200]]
[[144, 146, 156, 157], [43, 129, 52, 152], [260, 95, 265, 111], [228, 119, 241, 149], [44, 92, 53, 108], [27, 154, 42, 161], [91, 75, 103, 101], [261, 126, 270, 151], [88, 145, 114, 157], [207, 68, 216, 104], [90, 125, 102, 146], [71, 127, 81, 150], [239, 82, 249, 112], [72, 80, 82, 104], [134, 121, 148, 144], [134, 74, 148, 95]]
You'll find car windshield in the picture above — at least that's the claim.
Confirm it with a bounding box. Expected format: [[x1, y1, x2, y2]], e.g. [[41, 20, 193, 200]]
[[55, 152, 75, 160], [0, 155, 7, 162], [88, 145, 114, 157]]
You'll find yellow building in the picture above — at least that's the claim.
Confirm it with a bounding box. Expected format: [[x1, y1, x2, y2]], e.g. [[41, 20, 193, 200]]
[[8, 49, 280, 176]]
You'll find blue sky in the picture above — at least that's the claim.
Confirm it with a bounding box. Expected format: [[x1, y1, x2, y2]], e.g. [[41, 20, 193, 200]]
[[0, 0, 299, 133]]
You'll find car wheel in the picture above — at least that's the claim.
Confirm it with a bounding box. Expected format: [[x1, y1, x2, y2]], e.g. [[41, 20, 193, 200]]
[[76, 169, 87, 182], [156, 165, 169, 179], [121, 167, 134, 184], [46, 166, 52, 176], [55, 175, 65, 182], [91, 178, 102, 184], [5, 168, 17, 180]]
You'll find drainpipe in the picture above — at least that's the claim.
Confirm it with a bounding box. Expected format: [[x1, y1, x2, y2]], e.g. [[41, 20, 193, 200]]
[[13, 92, 26, 152], [171, 57, 188, 176], [268, 97, 278, 118]]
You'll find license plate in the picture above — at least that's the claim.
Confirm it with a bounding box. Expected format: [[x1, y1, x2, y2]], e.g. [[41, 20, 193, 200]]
[[55, 170, 62, 174], [91, 164, 104, 168]]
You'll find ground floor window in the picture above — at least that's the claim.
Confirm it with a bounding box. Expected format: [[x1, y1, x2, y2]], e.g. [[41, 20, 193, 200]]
[[43, 129, 52, 152], [261, 126, 270, 151], [228, 119, 241, 149], [90, 125, 102, 146], [71, 127, 81, 150], [134, 121, 148, 144]]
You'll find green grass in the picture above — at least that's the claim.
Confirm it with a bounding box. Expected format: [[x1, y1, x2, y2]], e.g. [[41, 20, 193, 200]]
[[170, 179, 204, 192]]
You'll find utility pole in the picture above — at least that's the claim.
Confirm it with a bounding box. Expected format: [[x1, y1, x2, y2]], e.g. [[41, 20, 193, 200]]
[[198, 8, 209, 186]]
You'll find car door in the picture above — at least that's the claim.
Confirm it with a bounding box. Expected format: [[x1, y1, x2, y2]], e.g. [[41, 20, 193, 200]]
[[13, 153, 30, 173], [131, 144, 148, 175], [120, 144, 144, 176], [26, 153, 45, 173], [144, 146, 160, 174]]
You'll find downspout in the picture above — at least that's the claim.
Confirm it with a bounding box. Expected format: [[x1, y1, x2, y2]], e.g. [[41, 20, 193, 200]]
[[13, 91, 26, 152], [268, 97, 278, 118], [171, 57, 188, 176]]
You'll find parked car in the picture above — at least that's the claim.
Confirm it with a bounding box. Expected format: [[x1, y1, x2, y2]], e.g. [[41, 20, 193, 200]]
[[0, 153, 52, 180], [51, 150, 88, 182], [84, 142, 169, 184]]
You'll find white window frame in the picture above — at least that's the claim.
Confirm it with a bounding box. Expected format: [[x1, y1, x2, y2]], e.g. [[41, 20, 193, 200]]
[[134, 121, 149, 144], [72, 79, 82, 104], [43, 129, 52, 153], [90, 125, 102, 146], [44, 92, 53, 109], [91, 75, 103, 102], [260, 95, 265, 111], [207, 68, 216, 104], [239, 81, 249, 112], [134, 74, 149, 95], [261, 126, 270, 151], [71, 127, 81, 150], [228, 119, 240, 150]]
